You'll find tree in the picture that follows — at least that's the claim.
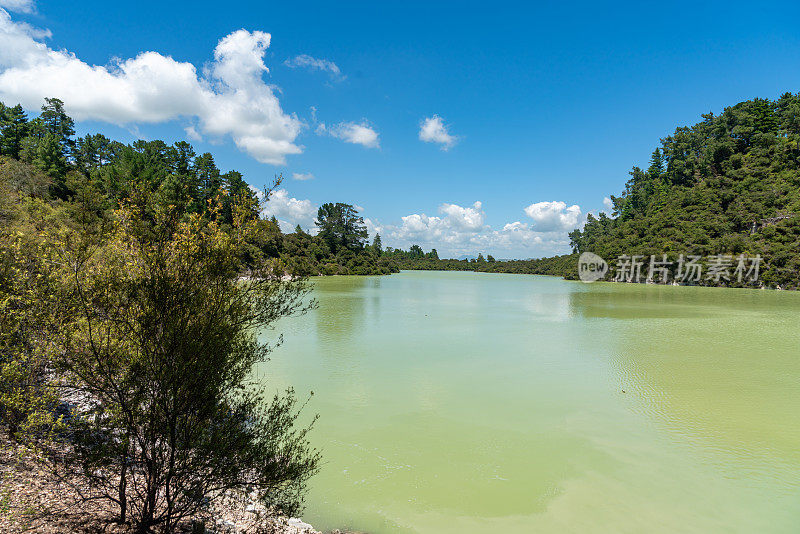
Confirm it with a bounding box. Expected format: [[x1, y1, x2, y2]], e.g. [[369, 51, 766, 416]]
[[39, 97, 75, 157], [0, 103, 29, 159], [193, 152, 221, 205], [172, 141, 196, 176], [315, 202, 367, 253], [75, 133, 113, 175], [22, 130, 70, 191], [372, 233, 382, 255], [55, 197, 320, 533], [221, 170, 258, 224]]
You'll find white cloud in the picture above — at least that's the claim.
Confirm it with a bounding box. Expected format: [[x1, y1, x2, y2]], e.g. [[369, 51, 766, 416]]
[[317, 120, 380, 148], [419, 115, 458, 150], [284, 54, 344, 80], [257, 188, 318, 233], [364, 217, 383, 239], [382, 200, 581, 257], [0, 13, 302, 164], [439, 201, 484, 230], [292, 172, 314, 181], [184, 125, 202, 141], [602, 196, 614, 214], [0, 1, 35, 13], [523, 201, 582, 232], [389, 201, 486, 246]]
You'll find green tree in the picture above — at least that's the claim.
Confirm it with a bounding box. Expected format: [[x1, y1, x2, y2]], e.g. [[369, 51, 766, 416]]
[[315, 202, 367, 253], [372, 233, 383, 255], [39, 97, 75, 157], [75, 133, 113, 175], [193, 152, 222, 206], [56, 198, 320, 532], [0, 103, 29, 159]]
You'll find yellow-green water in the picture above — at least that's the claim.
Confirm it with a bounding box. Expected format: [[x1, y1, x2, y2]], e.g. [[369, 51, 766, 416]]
[[258, 271, 800, 533]]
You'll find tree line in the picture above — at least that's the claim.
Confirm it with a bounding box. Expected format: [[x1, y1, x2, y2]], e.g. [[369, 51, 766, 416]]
[[0, 97, 399, 277], [385, 245, 578, 278]]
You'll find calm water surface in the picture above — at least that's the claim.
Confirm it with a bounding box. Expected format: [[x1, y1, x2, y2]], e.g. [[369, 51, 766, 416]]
[[257, 271, 800, 533]]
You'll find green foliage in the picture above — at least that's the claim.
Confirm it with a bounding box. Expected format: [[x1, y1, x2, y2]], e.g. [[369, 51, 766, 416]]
[[372, 233, 382, 255], [569, 92, 800, 288], [0, 104, 28, 160], [50, 201, 320, 531], [0, 166, 64, 442], [395, 93, 800, 289], [0, 97, 402, 532], [0, 96, 396, 277], [315, 202, 368, 253]]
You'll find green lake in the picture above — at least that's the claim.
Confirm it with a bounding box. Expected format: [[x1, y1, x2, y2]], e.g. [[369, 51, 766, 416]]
[[258, 271, 800, 533]]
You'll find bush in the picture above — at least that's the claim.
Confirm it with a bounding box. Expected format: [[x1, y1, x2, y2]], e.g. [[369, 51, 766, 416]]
[[53, 200, 320, 532]]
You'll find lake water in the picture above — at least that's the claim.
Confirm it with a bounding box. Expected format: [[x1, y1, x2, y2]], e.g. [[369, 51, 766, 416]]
[[259, 271, 800, 533]]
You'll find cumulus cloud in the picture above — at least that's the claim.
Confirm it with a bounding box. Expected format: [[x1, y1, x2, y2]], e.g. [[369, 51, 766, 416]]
[[0, 0, 34, 13], [364, 217, 383, 239], [0, 12, 302, 164], [184, 125, 202, 141], [292, 172, 314, 181], [389, 201, 485, 247], [523, 201, 582, 232], [257, 188, 318, 233], [284, 54, 344, 80], [601, 196, 615, 215], [382, 200, 581, 257], [419, 115, 458, 150], [316, 120, 380, 148]]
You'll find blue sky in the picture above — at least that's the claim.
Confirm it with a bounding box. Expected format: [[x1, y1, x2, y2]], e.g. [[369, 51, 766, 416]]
[[2, 0, 800, 257]]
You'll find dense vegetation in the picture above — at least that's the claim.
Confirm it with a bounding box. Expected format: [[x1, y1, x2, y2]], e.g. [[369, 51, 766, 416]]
[[0, 97, 398, 277], [569, 93, 800, 289], [0, 99, 338, 532]]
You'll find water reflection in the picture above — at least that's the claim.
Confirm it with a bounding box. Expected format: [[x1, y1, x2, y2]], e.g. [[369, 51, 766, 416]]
[[269, 273, 800, 533], [569, 282, 800, 480], [313, 276, 369, 341], [567, 282, 800, 319]]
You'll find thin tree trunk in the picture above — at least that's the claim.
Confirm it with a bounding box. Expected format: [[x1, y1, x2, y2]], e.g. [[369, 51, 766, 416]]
[[118, 439, 128, 524]]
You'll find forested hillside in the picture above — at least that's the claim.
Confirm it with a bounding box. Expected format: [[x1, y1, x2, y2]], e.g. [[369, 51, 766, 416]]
[[0, 97, 398, 276], [570, 93, 800, 289]]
